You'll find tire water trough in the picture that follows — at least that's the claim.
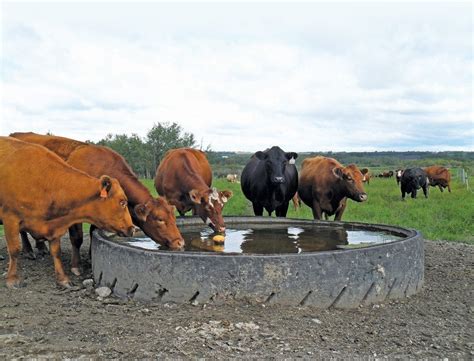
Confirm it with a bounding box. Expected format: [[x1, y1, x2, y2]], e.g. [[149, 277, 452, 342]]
[[91, 216, 424, 308]]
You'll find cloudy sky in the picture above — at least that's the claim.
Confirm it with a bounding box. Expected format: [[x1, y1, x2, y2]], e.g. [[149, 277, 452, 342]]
[[1, 1, 473, 152]]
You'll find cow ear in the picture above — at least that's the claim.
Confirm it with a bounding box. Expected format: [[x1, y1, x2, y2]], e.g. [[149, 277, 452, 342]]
[[332, 167, 344, 179], [189, 189, 202, 204], [134, 203, 151, 222], [285, 152, 298, 160], [99, 175, 112, 198], [255, 151, 267, 160], [220, 190, 233, 203]]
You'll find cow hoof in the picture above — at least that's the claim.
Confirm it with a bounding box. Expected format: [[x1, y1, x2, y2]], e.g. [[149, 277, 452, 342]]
[[6, 278, 26, 289], [57, 279, 73, 288], [71, 267, 81, 276], [23, 251, 36, 260], [37, 249, 49, 257]]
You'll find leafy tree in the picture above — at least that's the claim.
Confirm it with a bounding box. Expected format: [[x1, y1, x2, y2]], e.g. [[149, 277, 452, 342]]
[[146, 122, 196, 171], [98, 133, 151, 178]]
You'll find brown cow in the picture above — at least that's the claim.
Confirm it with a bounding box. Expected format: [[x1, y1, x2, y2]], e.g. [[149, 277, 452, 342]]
[[298, 156, 367, 220], [155, 148, 233, 233], [424, 166, 452, 192], [226, 174, 238, 183], [10, 132, 184, 274], [0, 137, 134, 288], [361, 168, 371, 185]]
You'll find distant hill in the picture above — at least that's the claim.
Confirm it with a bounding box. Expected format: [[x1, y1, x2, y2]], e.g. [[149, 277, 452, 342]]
[[207, 150, 474, 178]]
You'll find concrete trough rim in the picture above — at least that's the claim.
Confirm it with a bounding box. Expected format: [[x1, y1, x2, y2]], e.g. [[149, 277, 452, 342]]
[[94, 216, 420, 258]]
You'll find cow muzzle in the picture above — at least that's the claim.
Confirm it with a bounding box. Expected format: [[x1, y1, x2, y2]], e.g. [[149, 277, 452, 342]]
[[359, 193, 368, 202], [167, 237, 185, 250], [273, 176, 285, 184], [118, 226, 139, 237]]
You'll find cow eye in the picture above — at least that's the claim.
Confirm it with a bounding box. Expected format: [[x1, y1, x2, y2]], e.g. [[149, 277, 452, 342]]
[[120, 200, 127, 208]]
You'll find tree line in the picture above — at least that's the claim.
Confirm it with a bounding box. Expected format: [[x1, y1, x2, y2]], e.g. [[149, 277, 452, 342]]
[[97, 122, 196, 178], [95, 122, 474, 179]]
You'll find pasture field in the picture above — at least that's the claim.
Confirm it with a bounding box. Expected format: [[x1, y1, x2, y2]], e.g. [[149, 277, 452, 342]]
[[1, 176, 472, 243], [140, 176, 474, 244]]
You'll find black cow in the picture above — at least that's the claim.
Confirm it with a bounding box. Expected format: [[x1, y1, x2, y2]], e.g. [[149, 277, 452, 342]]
[[241, 146, 298, 217], [400, 167, 429, 200], [395, 169, 404, 185]]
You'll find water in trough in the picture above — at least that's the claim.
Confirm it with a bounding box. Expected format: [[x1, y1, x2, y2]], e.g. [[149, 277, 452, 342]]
[[123, 224, 403, 254]]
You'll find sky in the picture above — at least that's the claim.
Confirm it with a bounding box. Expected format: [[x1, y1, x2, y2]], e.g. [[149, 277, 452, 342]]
[[1, 1, 473, 152]]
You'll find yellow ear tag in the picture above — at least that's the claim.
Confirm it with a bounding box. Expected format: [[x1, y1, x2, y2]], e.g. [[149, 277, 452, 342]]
[[100, 188, 108, 198]]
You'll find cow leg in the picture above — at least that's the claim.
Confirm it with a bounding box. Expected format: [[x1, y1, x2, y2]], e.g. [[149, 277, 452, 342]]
[[252, 202, 264, 216], [49, 238, 71, 288], [439, 185, 443, 192], [335, 202, 347, 221], [276, 202, 289, 217], [36, 240, 49, 257], [4, 219, 24, 288], [69, 223, 83, 276], [311, 201, 322, 220], [448, 183, 451, 193], [20, 231, 36, 260], [423, 185, 429, 198], [411, 190, 417, 199]]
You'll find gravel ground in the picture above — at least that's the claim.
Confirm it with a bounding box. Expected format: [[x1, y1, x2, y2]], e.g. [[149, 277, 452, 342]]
[[0, 236, 472, 359]]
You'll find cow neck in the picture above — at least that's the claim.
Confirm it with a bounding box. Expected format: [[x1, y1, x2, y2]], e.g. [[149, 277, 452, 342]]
[[181, 157, 211, 193], [42, 174, 102, 235], [115, 173, 152, 206]]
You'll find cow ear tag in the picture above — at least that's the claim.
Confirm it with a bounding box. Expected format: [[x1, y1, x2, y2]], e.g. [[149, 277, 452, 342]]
[[100, 188, 108, 198], [289, 158, 295, 165]]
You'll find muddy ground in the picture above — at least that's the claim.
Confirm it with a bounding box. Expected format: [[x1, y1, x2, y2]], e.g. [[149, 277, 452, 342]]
[[0, 236, 472, 359]]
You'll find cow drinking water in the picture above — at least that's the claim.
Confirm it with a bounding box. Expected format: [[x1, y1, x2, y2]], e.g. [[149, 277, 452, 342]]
[[10, 132, 184, 274], [240, 146, 298, 217], [155, 148, 232, 233], [0, 137, 134, 288]]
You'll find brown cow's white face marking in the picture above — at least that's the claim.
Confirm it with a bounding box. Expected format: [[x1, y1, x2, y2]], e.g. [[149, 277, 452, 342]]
[[208, 188, 223, 208]]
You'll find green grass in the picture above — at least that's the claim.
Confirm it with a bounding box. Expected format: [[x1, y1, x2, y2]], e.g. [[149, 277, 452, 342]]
[[210, 178, 474, 244], [2, 177, 472, 244]]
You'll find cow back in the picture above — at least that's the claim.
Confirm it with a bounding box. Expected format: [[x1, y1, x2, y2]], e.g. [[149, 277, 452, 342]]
[[155, 148, 212, 196]]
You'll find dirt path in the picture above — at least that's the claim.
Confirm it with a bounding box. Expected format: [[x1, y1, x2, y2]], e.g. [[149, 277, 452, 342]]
[[0, 237, 472, 359]]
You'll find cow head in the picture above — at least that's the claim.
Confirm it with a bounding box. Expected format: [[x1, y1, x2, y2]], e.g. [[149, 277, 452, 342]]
[[92, 176, 135, 237], [133, 197, 184, 250], [396, 169, 404, 178], [255, 146, 298, 184], [332, 165, 368, 202], [189, 187, 233, 233]]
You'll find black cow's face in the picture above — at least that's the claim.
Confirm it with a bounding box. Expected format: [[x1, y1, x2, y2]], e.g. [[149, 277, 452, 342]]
[[255, 147, 298, 185]]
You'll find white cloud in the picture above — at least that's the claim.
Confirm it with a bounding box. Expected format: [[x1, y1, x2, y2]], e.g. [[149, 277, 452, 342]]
[[1, 2, 472, 151]]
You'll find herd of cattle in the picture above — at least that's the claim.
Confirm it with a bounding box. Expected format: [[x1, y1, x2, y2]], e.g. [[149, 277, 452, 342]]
[[0, 133, 452, 289]]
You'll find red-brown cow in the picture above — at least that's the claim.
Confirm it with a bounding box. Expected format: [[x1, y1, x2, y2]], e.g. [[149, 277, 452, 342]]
[[361, 168, 371, 185], [155, 148, 233, 233], [10, 132, 184, 274], [298, 156, 367, 220], [424, 166, 452, 193], [0, 137, 134, 288]]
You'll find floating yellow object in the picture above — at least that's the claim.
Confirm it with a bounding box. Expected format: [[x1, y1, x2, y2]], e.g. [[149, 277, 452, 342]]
[[191, 238, 224, 252], [212, 235, 225, 243]]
